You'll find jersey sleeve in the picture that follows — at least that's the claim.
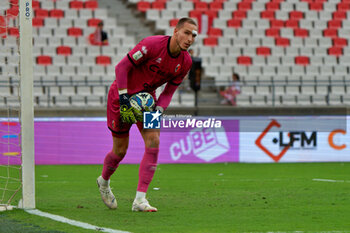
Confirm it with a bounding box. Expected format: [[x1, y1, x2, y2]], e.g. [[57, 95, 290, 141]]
[[127, 37, 153, 66]]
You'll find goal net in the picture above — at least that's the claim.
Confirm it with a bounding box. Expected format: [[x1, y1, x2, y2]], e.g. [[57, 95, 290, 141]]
[[0, 0, 35, 210]]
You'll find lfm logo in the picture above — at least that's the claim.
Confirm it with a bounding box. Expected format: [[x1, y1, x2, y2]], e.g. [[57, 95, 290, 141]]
[[169, 128, 230, 162], [255, 120, 317, 162]]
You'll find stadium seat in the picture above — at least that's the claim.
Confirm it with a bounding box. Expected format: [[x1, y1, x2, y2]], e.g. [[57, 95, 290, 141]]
[[67, 27, 83, 37], [87, 18, 102, 27], [328, 47, 343, 56], [49, 9, 64, 18], [69, 0, 84, 10], [57, 46, 72, 56], [295, 56, 310, 66], [37, 56, 52, 66], [207, 28, 222, 37], [137, 1, 151, 12], [35, 9, 49, 19], [227, 19, 242, 28], [203, 37, 218, 47], [7, 27, 19, 37], [237, 56, 252, 66], [32, 1, 40, 9], [152, 2, 165, 10], [84, 1, 98, 10], [256, 47, 271, 56], [96, 56, 111, 66]]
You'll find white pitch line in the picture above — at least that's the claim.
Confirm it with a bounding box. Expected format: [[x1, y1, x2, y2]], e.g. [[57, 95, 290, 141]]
[[313, 178, 350, 183], [25, 209, 131, 233]]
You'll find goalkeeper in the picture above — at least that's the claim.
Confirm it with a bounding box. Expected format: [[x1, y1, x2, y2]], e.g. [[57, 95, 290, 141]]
[[97, 18, 197, 212]]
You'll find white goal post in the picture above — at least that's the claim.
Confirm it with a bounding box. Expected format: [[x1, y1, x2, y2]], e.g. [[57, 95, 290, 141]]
[[19, 0, 35, 209]]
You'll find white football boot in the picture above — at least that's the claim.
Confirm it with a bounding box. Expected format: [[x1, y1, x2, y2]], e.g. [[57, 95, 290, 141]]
[[132, 198, 158, 212], [97, 176, 117, 209]]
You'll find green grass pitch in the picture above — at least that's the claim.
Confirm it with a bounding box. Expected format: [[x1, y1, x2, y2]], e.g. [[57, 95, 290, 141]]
[[1, 162, 349, 233]]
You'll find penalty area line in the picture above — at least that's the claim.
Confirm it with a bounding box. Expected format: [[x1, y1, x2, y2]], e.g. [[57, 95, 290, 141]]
[[313, 178, 350, 183], [25, 209, 131, 233]]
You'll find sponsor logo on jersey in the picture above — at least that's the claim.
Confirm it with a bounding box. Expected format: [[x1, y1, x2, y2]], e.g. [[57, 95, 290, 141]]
[[132, 51, 143, 61]]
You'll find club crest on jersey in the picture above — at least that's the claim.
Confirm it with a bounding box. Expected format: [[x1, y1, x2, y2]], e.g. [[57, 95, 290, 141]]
[[156, 58, 162, 63], [175, 64, 181, 73], [132, 51, 143, 61]]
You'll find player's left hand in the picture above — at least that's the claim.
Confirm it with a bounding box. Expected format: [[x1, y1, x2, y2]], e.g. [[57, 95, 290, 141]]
[[119, 94, 136, 124]]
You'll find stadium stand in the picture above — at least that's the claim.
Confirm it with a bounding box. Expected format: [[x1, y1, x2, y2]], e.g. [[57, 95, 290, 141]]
[[1, 0, 349, 108]]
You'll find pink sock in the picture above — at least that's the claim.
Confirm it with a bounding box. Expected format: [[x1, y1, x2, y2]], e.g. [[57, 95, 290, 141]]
[[137, 147, 159, 193], [102, 151, 123, 180]]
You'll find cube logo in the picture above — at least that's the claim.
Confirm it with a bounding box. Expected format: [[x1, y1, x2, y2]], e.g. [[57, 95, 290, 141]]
[[143, 111, 161, 129], [170, 127, 230, 162]]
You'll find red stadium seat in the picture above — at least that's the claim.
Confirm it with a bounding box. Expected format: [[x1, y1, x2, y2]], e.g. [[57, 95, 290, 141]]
[[189, 10, 202, 20], [68, 27, 83, 37], [137, 1, 151, 12], [328, 20, 342, 29], [208, 28, 222, 37], [266, 2, 280, 10], [152, 2, 165, 10], [265, 28, 280, 37], [88, 18, 102, 27], [32, 1, 40, 9], [203, 37, 218, 46], [237, 2, 252, 10], [49, 9, 64, 18], [70, 0, 84, 9], [227, 19, 241, 28], [32, 18, 44, 27], [285, 19, 299, 28], [261, 10, 275, 20], [169, 19, 179, 27], [294, 28, 309, 37], [0, 16, 6, 36], [333, 38, 348, 47], [333, 11, 347, 20], [295, 56, 310, 66], [209, 2, 223, 11], [7, 27, 19, 37], [309, 2, 323, 11], [57, 46, 72, 56], [256, 47, 271, 56], [289, 11, 304, 20], [35, 9, 49, 19], [205, 10, 218, 19], [328, 47, 343, 56], [270, 19, 284, 28], [337, 2, 350, 11], [237, 56, 252, 66], [37, 56, 52, 66], [275, 37, 290, 47], [6, 7, 19, 18], [232, 10, 247, 19], [194, 2, 208, 11], [323, 28, 338, 38], [84, 1, 98, 10], [96, 56, 111, 66]]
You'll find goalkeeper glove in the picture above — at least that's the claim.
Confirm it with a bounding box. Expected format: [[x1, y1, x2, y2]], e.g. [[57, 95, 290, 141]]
[[119, 93, 136, 124]]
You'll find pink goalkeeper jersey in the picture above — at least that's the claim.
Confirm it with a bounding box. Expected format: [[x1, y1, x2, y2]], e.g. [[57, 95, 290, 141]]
[[114, 35, 192, 99]]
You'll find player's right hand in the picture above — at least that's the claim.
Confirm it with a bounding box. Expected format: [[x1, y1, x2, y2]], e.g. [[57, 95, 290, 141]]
[[119, 93, 136, 124]]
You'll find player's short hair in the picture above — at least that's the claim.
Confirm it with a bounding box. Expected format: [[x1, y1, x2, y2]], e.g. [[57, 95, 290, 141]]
[[176, 17, 197, 29]]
